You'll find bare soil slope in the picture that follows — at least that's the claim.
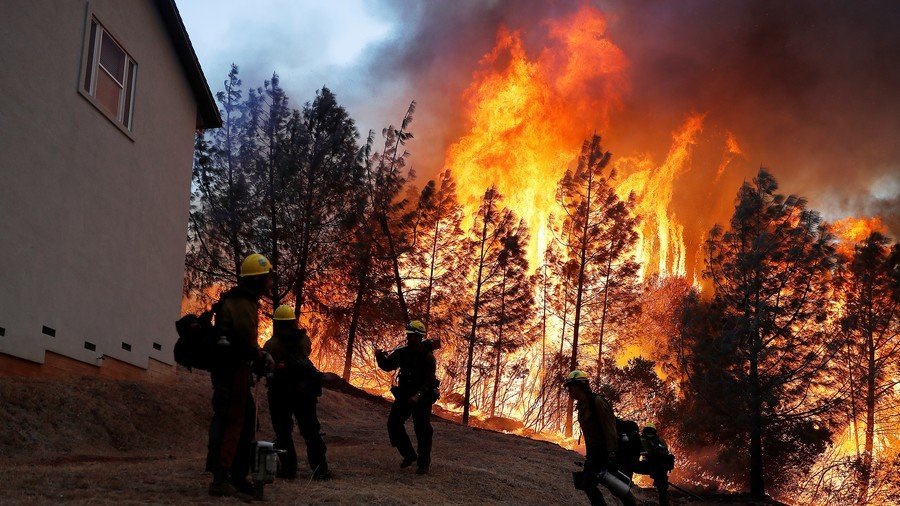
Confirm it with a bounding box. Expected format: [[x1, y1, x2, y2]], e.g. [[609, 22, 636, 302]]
[[0, 372, 765, 505]]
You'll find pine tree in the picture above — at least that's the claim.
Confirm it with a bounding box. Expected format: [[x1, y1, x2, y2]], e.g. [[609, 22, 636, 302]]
[[340, 103, 417, 381], [480, 219, 534, 418], [400, 170, 469, 394], [341, 131, 377, 381], [461, 186, 520, 425], [838, 232, 899, 505], [243, 73, 293, 306], [696, 169, 841, 497], [407, 170, 467, 329], [185, 64, 255, 300], [370, 102, 417, 323], [284, 87, 361, 315], [553, 134, 640, 436], [527, 242, 557, 429]]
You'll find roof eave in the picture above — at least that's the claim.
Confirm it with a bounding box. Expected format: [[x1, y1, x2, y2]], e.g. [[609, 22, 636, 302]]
[[155, 0, 222, 130]]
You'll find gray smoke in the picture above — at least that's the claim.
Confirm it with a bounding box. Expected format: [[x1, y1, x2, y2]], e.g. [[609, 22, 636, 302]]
[[361, 0, 900, 238]]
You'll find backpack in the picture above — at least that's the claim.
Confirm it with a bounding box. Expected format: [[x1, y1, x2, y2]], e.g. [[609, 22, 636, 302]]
[[174, 301, 223, 371], [642, 433, 676, 471], [615, 418, 643, 465]]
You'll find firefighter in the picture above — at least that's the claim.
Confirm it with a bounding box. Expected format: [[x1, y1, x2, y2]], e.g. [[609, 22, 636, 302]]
[[636, 423, 673, 506], [207, 253, 276, 499], [565, 370, 638, 506], [263, 304, 331, 480], [375, 320, 439, 475]]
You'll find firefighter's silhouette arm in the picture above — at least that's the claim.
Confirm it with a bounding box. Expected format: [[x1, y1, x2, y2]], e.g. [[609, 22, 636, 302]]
[[375, 347, 401, 371]]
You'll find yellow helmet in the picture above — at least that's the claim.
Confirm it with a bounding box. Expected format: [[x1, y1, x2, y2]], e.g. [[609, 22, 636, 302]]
[[644, 422, 657, 432], [273, 304, 296, 321], [564, 370, 590, 385], [240, 253, 272, 277], [406, 320, 426, 335]]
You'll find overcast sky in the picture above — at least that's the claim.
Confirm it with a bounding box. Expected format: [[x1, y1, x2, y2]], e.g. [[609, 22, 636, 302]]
[[178, 0, 399, 135]]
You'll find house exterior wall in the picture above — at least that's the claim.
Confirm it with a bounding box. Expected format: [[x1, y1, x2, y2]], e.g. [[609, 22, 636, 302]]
[[0, 0, 199, 372]]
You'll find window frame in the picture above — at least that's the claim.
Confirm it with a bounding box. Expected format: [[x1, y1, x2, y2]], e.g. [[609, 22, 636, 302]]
[[78, 12, 138, 140]]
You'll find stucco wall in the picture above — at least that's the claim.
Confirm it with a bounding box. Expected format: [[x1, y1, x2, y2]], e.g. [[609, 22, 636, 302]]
[[0, 0, 198, 369]]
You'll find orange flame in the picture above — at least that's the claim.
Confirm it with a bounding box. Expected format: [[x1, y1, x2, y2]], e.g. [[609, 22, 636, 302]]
[[714, 130, 743, 183], [615, 113, 705, 278], [444, 6, 707, 281], [444, 5, 628, 267], [832, 216, 887, 258]]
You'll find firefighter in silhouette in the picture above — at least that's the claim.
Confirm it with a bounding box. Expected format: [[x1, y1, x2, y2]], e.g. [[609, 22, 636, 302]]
[[207, 253, 276, 499], [375, 320, 439, 475], [634, 423, 674, 506], [263, 304, 331, 480], [565, 370, 638, 506]]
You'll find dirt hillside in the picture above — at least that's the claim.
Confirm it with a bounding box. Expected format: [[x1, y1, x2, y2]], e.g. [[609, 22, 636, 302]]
[[0, 371, 770, 505]]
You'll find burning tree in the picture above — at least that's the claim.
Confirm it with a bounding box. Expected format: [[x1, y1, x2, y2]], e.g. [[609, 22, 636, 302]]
[[461, 186, 522, 425], [552, 134, 640, 436], [685, 169, 842, 498], [838, 232, 900, 505], [341, 105, 418, 380], [406, 170, 468, 330], [479, 219, 534, 418], [400, 170, 470, 394], [522, 244, 561, 430]]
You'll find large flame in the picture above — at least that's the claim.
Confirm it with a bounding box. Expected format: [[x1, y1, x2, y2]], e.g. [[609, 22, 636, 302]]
[[443, 5, 711, 281], [444, 5, 628, 267], [832, 216, 887, 258], [615, 114, 705, 279]]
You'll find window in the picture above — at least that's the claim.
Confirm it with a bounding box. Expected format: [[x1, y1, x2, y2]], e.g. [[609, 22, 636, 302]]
[[84, 341, 97, 352], [83, 18, 137, 130], [42, 326, 56, 337], [152, 342, 162, 351], [121, 342, 132, 352]]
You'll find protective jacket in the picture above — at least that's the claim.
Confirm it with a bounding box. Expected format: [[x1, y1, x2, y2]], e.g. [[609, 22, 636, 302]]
[[577, 393, 619, 457], [376, 343, 438, 400], [264, 328, 321, 398], [216, 286, 264, 364]]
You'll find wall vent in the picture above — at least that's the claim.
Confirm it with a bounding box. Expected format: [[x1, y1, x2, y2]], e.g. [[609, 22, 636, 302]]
[[152, 342, 162, 351], [121, 342, 132, 352], [42, 326, 56, 337], [84, 341, 96, 351], [0, 326, 5, 336]]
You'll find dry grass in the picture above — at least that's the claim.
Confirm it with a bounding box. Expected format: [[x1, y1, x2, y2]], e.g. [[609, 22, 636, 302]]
[[0, 371, 767, 505]]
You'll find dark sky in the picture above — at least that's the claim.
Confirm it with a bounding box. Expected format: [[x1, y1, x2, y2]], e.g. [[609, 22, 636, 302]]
[[181, 0, 900, 234]]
